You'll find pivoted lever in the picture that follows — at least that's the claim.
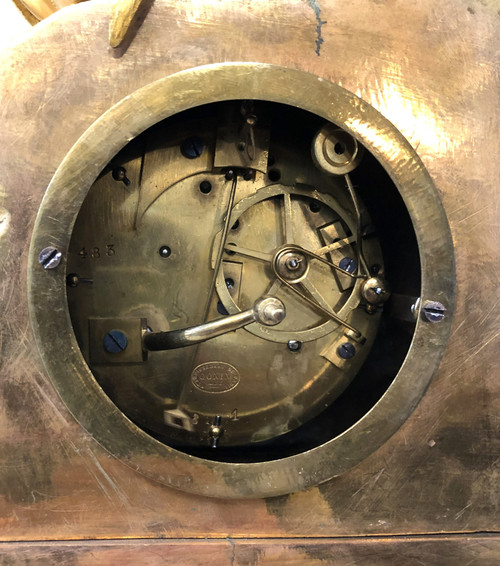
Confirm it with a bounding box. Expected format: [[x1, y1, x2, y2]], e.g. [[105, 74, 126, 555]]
[[143, 297, 286, 351]]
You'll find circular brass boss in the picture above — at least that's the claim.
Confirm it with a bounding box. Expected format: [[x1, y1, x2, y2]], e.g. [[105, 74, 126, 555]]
[[28, 63, 454, 498]]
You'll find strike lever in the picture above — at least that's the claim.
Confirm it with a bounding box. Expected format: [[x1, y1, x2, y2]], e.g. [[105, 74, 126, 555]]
[[143, 297, 286, 351]]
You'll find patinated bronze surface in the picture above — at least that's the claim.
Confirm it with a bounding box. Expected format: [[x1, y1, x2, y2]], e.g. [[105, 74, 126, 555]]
[[12, 0, 87, 24], [0, 0, 499, 561], [27, 64, 454, 496]]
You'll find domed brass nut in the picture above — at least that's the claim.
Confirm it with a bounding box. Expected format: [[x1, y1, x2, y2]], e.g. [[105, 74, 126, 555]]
[[361, 277, 390, 305]]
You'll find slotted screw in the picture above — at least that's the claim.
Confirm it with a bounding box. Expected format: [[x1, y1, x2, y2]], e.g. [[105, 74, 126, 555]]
[[422, 300, 446, 323], [103, 329, 128, 353], [339, 257, 357, 274], [38, 247, 62, 270], [180, 136, 204, 159], [337, 342, 356, 359]]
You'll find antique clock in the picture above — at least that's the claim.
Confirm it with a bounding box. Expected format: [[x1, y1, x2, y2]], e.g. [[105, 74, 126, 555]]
[[28, 64, 453, 498], [4, 1, 498, 562]]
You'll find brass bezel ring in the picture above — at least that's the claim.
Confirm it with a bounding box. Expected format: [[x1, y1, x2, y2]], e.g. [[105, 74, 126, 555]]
[[28, 63, 455, 499]]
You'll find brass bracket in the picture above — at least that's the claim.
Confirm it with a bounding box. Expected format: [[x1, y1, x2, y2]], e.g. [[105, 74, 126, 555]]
[[89, 317, 147, 364]]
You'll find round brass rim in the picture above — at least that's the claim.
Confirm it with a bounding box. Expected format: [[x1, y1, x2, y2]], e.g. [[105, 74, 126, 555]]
[[28, 63, 455, 498]]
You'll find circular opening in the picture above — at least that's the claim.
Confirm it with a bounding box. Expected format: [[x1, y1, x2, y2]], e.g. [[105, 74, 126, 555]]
[[199, 180, 212, 194], [64, 99, 421, 462], [225, 243, 236, 256], [334, 141, 345, 155], [309, 200, 321, 213]]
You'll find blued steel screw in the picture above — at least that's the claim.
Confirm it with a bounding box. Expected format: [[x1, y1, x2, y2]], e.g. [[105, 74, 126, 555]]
[[337, 342, 356, 359], [339, 257, 357, 274], [422, 300, 446, 323], [38, 247, 62, 270], [286, 257, 301, 270], [180, 136, 204, 159], [103, 329, 128, 353]]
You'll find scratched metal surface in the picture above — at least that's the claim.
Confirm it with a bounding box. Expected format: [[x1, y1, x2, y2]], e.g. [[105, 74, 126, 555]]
[[1, 536, 500, 565], [0, 0, 499, 544]]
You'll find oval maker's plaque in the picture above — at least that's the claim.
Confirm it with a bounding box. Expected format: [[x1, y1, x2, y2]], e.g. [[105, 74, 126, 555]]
[[191, 362, 240, 393]]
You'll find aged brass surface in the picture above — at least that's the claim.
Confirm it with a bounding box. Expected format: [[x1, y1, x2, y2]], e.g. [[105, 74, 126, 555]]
[[28, 64, 453, 495], [2, 535, 500, 565], [62, 98, 385, 449], [0, 0, 499, 559], [12, 0, 87, 23], [13, 0, 150, 49], [109, 0, 151, 48]]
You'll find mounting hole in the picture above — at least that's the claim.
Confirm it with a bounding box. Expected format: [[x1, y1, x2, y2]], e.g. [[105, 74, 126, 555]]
[[231, 219, 240, 230], [268, 168, 281, 182], [199, 180, 212, 194], [237, 141, 246, 151], [225, 243, 236, 256], [334, 142, 346, 155], [66, 273, 80, 287], [309, 201, 321, 213]]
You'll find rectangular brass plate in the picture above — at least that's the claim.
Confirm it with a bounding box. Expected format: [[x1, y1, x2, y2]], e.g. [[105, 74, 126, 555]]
[[89, 318, 147, 364]]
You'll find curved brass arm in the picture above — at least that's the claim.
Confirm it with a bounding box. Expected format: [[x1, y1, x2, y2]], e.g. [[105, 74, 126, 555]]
[[143, 297, 286, 351]]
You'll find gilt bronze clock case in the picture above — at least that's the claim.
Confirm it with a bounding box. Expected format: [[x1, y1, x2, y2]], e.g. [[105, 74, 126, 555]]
[[1, 0, 499, 562]]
